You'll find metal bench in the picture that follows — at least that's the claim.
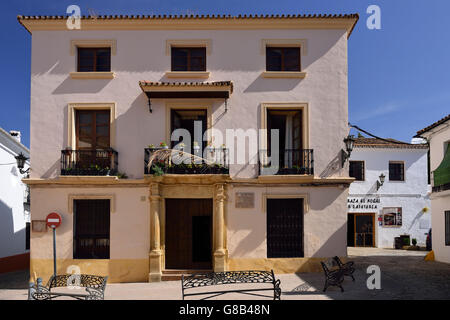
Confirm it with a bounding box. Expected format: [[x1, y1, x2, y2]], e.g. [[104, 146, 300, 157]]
[[320, 259, 345, 292], [28, 274, 108, 300], [333, 256, 355, 281], [181, 270, 281, 300]]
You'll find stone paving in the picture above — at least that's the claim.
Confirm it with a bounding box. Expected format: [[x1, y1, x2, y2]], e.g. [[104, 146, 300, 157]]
[[1, 247, 449, 300]]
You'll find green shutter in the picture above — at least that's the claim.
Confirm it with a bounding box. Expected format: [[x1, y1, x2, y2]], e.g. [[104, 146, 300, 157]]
[[434, 146, 450, 187]]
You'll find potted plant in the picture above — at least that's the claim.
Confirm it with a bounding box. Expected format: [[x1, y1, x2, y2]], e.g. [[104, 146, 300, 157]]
[[160, 142, 168, 149], [193, 141, 200, 152], [148, 144, 155, 149]]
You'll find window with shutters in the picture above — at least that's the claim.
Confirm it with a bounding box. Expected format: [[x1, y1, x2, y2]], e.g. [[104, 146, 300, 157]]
[[73, 199, 110, 259], [266, 47, 301, 71], [267, 198, 304, 258], [77, 47, 111, 72], [171, 47, 206, 71], [349, 161, 365, 181], [389, 161, 405, 181]]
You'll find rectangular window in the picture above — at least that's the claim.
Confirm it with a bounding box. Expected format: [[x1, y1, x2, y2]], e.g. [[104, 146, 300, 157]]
[[73, 199, 110, 259], [445, 211, 450, 246], [267, 109, 303, 168], [266, 47, 301, 71], [76, 110, 110, 150], [77, 47, 111, 72], [171, 47, 206, 71], [389, 161, 405, 181], [170, 109, 207, 149], [349, 161, 365, 181], [267, 198, 304, 258]]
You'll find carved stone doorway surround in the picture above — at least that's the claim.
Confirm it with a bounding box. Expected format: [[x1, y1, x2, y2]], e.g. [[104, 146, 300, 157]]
[[146, 175, 229, 282]]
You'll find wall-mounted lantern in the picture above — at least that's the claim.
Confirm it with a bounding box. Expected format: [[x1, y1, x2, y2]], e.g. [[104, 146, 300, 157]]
[[377, 173, 386, 190], [341, 134, 355, 167], [15, 152, 30, 174]]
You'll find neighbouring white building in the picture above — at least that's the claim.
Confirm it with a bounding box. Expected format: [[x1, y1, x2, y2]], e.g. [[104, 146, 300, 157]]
[[0, 127, 30, 273], [347, 137, 431, 248], [416, 114, 450, 263]]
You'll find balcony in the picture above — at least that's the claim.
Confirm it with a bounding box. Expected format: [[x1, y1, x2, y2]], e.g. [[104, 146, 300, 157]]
[[259, 149, 314, 175], [144, 147, 229, 175], [60, 149, 118, 176]]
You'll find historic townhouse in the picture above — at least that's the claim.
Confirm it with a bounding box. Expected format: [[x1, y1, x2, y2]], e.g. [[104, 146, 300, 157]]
[[416, 114, 450, 263], [19, 14, 359, 282]]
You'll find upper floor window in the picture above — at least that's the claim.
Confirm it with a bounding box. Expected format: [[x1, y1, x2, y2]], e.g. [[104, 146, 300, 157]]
[[389, 161, 405, 181], [266, 47, 301, 72], [171, 47, 206, 71], [76, 109, 110, 149], [349, 161, 365, 181], [77, 47, 111, 72]]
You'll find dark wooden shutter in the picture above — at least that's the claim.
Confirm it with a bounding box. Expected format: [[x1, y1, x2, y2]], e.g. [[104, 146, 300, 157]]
[[73, 199, 110, 259], [389, 162, 405, 181], [350, 161, 365, 181], [267, 198, 304, 258]]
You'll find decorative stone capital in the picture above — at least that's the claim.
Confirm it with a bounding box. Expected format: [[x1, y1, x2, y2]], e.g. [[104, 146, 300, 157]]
[[214, 183, 226, 202]]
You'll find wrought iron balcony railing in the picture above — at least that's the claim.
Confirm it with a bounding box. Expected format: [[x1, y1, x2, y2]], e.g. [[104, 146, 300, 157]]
[[144, 147, 229, 175], [259, 149, 314, 175], [60, 149, 118, 176]]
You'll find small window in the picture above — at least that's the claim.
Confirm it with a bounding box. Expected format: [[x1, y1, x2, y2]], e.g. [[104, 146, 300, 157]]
[[266, 47, 301, 71], [171, 47, 206, 71], [77, 47, 111, 72], [349, 161, 365, 181], [445, 211, 450, 246], [74, 199, 110, 259], [389, 161, 405, 181]]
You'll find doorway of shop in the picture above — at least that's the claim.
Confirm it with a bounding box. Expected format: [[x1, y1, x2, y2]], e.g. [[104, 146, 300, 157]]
[[347, 213, 375, 247]]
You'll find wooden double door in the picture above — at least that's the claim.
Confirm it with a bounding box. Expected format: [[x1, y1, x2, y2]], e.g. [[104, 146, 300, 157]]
[[165, 199, 213, 270]]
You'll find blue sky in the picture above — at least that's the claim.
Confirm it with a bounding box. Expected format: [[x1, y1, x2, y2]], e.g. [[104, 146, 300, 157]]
[[1, 0, 449, 147]]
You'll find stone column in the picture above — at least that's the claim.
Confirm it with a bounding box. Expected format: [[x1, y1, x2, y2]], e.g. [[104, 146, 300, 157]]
[[149, 182, 162, 282], [213, 184, 226, 272]]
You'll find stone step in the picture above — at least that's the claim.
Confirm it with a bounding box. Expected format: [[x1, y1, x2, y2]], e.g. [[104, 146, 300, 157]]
[[161, 269, 212, 281]]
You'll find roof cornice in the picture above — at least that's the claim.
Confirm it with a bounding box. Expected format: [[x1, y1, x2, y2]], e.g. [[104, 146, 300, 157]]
[[17, 14, 359, 38]]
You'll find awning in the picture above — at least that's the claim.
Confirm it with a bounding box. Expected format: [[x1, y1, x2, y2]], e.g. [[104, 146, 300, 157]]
[[434, 146, 450, 187], [139, 81, 233, 99]]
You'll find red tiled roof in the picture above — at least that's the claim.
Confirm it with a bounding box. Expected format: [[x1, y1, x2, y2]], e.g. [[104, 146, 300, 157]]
[[415, 114, 450, 136], [354, 137, 428, 149]]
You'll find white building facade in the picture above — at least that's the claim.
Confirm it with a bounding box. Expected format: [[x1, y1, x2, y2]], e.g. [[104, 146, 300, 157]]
[[416, 114, 450, 263], [347, 138, 430, 248], [0, 127, 30, 273]]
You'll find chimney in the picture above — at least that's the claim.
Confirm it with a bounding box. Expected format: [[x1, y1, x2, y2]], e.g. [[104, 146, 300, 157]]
[[9, 130, 21, 143]]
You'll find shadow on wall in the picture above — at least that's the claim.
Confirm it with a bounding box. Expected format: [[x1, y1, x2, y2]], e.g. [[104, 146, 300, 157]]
[[52, 77, 113, 94], [319, 151, 342, 178], [244, 77, 304, 93], [0, 200, 25, 259]]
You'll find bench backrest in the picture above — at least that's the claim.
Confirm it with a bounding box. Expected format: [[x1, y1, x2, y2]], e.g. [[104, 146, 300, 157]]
[[47, 274, 108, 291], [182, 270, 275, 289]]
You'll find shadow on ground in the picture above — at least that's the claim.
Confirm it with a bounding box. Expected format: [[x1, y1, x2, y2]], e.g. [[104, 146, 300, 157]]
[[0, 270, 29, 289]]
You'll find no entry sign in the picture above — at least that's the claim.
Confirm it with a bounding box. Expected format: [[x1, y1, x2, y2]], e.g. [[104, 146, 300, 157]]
[[46, 212, 62, 229]]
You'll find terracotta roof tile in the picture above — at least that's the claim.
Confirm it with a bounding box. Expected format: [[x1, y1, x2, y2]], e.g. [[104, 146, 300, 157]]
[[354, 137, 428, 149], [415, 114, 450, 136]]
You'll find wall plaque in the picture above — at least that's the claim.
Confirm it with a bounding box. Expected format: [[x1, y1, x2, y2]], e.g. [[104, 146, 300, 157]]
[[31, 220, 47, 232], [235, 192, 255, 208]]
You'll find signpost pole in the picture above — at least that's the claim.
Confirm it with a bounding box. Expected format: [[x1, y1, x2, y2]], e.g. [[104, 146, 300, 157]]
[[52, 226, 56, 278]]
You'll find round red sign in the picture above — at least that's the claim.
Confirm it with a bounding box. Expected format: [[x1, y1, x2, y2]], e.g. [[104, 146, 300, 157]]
[[46, 212, 62, 229]]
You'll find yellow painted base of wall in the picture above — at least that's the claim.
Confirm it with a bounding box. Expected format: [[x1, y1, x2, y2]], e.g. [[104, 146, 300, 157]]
[[30, 259, 149, 283], [227, 257, 346, 273]]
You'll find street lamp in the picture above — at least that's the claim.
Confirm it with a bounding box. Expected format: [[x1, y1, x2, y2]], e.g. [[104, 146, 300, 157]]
[[15, 152, 29, 174], [342, 134, 356, 167], [377, 173, 386, 190]]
